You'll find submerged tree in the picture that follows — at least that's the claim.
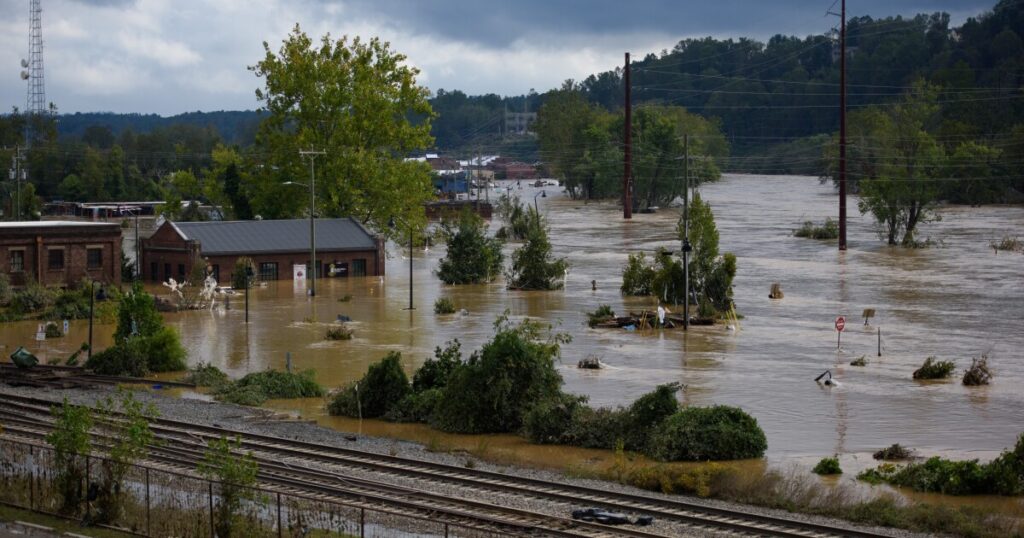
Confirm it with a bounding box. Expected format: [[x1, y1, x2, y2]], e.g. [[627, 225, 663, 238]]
[[250, 24, 435, 237], [505, 209, 568, 290], [436, 209, 504, 284], [681, 192, 736, 315]]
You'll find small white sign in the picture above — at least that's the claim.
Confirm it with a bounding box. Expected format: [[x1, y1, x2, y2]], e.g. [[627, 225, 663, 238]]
[[293, 264, 307, 295], [36, 323, 45, 341], [63, 319, 70, 334]]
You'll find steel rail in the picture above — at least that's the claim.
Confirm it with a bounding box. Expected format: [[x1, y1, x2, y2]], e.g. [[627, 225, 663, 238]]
[[0, 392, 892, 538]]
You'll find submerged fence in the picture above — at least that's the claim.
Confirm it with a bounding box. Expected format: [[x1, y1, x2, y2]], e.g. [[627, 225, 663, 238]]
[[0, 437, 509, 537]]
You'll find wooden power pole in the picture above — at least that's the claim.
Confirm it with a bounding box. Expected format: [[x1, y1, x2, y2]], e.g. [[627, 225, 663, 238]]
[[623, 52, 633, 220], [838, 0, 848, 251]]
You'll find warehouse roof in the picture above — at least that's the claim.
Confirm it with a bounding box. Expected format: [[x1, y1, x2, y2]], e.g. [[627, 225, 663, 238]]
[[171, 218, 378, 255]]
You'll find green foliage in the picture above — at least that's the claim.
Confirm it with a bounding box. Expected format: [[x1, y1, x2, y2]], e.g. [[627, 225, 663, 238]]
[[505, 210, 568, 290], [494, 195, 530, 241], [45, 398, 92, 515], [93, 389, 159, 524], [433, 297, 456, 315], [858, 433, 1024, 496], [0, 273, 10, 306], [913, 357, 956, 380], [11, 280, 55, 314], [963, 356, 992, 386], [197, 436, 260, 538], [383, 388, 443, 423], [794, 218, 839, 240], [647, 406, 768, 461], [586, 304, 615, 327], [251, 24, 434, 237], [850, 356, 868, 367], [436, 209, 504, 284], [522, 392, 588, 444], [431, 318, 568, 433], [991, 236, 1022, 252], [624, 383, 682, 450], [325, 324, 353, 340], [874, 444, 914, 460], [680, 192, 736, 315], [620, 253, 655, 296], [217, 369, 324, 406], [412, 340, 463, 393], [184, 363, 230, 387], [44, 322, 62, 338], [328, 352, 410, 418], [87, 282, 186, 375], [231, 257, 256, 290], [812, 456, 843, 475]]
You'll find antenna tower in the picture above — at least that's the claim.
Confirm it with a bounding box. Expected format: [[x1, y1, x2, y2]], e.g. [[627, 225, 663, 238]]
[[25, 0, 46, 118]]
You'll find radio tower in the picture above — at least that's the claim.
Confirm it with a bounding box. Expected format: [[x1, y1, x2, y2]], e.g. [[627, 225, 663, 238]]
[[23, 0, 47, 128]]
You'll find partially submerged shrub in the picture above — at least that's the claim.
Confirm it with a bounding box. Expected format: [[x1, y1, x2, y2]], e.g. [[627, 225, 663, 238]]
[[850, 355, 868, 367], [44, 322, 63, 338], [383, 388, 442, 423], [522, 392, 588, 444], [412, 340, 462, 392], [812, 456, 842, 475], [231, 256, 256, 289], [962, 356, 992, 386], [647, 405, 767, 461], [434, 297, 456, 314], [325, 324, 353, 340], [505, 210, 568, 290], [873, 443, 914, 460], [185, 363, 230, 387], [586, 304, 616, 327], [436, 208, 504, 284], [86, 282, 186, 375], [621, 253, 655, 296], [794, 218, 839, 239], [328, 352, 410, 418], [912, 357, 955, 380], [858, 433, 1024, 495], [991, 236, 1022, 252], [217, 369, 324, 406]]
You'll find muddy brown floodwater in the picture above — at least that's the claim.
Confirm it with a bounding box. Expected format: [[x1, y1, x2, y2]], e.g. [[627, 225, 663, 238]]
[[4, 174, 1023, 476]]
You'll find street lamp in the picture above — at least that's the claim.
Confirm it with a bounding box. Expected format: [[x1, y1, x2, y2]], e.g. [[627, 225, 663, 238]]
[[533, 190, 546, 214], [87, 281, 107, 359], [388, 217, 414, 310], [283, 180, 316, 297]]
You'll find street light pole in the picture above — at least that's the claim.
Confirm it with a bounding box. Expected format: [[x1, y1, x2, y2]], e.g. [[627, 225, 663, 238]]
[[299, 149, 325, 296], [682, 135, 691, 331], [533, 190, 546, 214], [408, 227, 414, 310]]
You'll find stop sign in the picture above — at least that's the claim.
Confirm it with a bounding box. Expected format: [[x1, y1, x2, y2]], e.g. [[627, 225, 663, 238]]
[[835, 316, 846, 332]]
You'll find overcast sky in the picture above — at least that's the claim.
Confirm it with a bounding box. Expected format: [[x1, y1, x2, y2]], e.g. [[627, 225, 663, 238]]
[[0, 0, 996, 115]]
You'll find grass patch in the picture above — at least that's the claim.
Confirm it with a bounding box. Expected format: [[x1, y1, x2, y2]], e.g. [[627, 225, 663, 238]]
[[794, 218, 839, 240], [992, 236, 1022, 252], [434, 297, 456, 315], [912, 356, 955, 380], [812, 456, 842, 475], [325, 325, 353, 340]]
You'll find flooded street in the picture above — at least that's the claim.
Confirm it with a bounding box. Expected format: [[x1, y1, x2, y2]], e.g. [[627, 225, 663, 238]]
[[4, 174, 1023, 466]]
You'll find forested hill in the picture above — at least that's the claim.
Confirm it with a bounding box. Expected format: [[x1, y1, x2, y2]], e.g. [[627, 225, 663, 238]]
[[56, 110, 263, 146], [571, 0, 1024, 171]]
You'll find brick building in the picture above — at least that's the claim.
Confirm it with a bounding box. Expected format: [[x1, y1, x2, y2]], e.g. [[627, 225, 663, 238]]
[[0, 221, 122, 287], [141, 218, 385, 284]]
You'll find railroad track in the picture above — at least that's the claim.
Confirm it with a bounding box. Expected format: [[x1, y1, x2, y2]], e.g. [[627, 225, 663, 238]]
[[0, 391, 892, 538]]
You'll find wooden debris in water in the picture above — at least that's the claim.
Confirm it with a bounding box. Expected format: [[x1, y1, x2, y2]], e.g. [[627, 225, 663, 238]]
[[873, 443, 915, 460], [577, 356, 603, 369], [769, 283, 784, 299], [862, 308, 876, 325]]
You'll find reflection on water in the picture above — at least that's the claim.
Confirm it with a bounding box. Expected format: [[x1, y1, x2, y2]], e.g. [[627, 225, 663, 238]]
[[4, 175, 1023, 465]]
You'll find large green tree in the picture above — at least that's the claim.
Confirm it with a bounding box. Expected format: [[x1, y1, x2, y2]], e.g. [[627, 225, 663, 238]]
[[250, 25, 435, 236], [436, 209, 504, 284]]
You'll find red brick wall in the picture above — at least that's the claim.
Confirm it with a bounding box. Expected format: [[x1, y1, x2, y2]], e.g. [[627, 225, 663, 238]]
[[141, 221, 384, 285], [0, 224, 121, 287]]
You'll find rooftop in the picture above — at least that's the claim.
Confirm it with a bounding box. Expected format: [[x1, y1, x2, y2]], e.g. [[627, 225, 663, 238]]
[[0, 220, 120, 228], [170, 218, 379, 255]]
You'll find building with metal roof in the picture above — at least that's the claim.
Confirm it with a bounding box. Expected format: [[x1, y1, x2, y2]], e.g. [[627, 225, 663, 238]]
[[141, 218, 385, 285]]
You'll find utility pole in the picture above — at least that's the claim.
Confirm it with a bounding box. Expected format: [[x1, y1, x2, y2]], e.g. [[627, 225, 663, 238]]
[[299, 149, 325, 297], [682, 135, 691, 330], [838, 0, 848, 251], [623, 52, 633, 220], [8, 146, 24, 220]]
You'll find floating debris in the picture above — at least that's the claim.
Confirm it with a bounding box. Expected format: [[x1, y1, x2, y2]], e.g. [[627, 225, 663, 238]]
[[962, 356, 992, 386], [769, 282, 784, 299], [577, 356, 603, 369]]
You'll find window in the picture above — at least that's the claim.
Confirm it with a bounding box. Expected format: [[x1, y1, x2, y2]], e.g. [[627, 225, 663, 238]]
[[150, 262, 158, 282], [352, 259, 367, 277], [48, 249, 65, 270], [259, 262, 278, 281], [9, 250, 24, 272], [164, 263, 171, 281], [87, 248, 103, 269], [178, 264, 185, 280]]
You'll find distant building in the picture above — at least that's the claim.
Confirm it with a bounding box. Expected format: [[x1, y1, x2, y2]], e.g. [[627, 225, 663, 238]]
[[504, 111, 537, 135], [141, 218, 385, 284], [488, 157, 538, 180], [0, 221, 122, 287]]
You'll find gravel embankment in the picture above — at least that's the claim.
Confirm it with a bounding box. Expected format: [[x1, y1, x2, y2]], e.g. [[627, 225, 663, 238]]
[[0, 385, 927, 538]]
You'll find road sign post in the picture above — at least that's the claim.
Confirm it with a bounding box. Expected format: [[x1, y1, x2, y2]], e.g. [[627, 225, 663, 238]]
[[835, 316, 846, 350]]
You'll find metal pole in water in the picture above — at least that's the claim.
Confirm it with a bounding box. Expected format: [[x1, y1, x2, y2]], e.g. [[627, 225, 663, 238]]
[[878, 327, 882, 357]]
